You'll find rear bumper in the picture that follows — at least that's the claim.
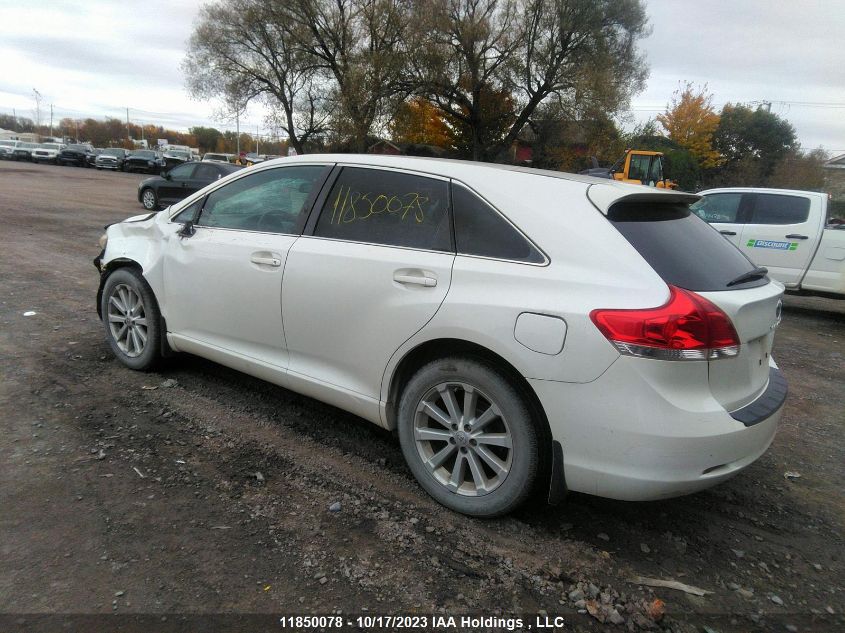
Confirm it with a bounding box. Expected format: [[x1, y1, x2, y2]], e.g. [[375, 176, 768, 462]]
[[530, 356, 785, 501]]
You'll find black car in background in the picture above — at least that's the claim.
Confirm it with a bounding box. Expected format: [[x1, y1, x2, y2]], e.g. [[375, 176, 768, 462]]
[[138, 161, 242, 210], [125, 150, 164, 174], [58, 144, 96, 167], [161, 149, 193, 170], [95, 148, 129, 170]]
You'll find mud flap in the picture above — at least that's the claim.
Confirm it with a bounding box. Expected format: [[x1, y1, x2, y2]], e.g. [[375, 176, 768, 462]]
[[548, 440, 567, 505]]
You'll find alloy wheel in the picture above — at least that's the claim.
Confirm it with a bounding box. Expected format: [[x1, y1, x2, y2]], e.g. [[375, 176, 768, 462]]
[[107, 283, 148, 358], [142, 189, 156, 209], [414, 382, 513, 496]]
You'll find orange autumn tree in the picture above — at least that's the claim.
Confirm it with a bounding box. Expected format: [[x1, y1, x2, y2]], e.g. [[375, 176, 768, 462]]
[[657, 82, 721, 169], [390, 97, 451, 148]]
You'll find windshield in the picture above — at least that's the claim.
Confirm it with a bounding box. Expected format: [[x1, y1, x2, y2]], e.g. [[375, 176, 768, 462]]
[[41, 143, 61, 149], [67, 144, 88, 151], [0, 140, 16, 147], [133, 151, 155, 158], [102, 148, 125, 156]]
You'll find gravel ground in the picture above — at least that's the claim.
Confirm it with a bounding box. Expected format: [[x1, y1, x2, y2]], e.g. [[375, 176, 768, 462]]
[[0, 160, 843, 632]]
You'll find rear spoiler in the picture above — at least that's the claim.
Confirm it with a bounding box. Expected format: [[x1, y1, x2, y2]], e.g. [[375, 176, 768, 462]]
[[587, 182, 700, 215]]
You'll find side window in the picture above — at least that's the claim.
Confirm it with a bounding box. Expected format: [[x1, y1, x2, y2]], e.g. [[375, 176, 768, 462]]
[[690, 193, 744, 223], [193, 163, 221, 181], [197, 165, 325, 233], [452, 184, 544, 263], [168, 163, 195, 180], [751, 194, 810, 224], [313, 167, 451, 251], [171, 198, 203, 223]]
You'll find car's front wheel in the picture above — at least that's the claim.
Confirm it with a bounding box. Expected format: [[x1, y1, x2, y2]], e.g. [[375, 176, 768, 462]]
[[398, 356, 540, 517], [140, 188, 158, 210], [101, 268, 161, 371]]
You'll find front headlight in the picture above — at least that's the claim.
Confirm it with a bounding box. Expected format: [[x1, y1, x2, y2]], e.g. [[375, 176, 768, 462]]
[[98, 233, 108, 249]]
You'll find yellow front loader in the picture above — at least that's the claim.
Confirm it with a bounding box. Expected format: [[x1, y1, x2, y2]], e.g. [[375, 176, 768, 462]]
[[581, 150, 679, 189]]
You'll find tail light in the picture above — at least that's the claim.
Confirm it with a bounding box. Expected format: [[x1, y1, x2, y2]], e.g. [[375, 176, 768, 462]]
[[590, 286, 740, 361]]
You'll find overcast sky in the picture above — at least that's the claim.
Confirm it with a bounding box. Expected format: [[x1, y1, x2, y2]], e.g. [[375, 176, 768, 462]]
[[0, 0, 843, 153]]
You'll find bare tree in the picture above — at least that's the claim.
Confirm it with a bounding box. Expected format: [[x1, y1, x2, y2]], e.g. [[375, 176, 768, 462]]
[[412, 0, 649, 161], [184, 0, 328, 154], [287, 0, 414, 152]]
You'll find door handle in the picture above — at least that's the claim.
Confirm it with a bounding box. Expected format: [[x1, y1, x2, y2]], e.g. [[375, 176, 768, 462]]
[[393, 273, 437, 287], [785, 234, 808, 240], [250, 255, 281, 267], [719, 230, 737, 236]]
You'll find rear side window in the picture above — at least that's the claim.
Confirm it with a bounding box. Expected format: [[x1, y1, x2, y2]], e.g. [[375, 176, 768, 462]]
[[314, 167, 451, 251], [691, 193, 743, 223], [751, 194, 810, 224], [452, 184, 544, 263], [609, 202, 766, 291]]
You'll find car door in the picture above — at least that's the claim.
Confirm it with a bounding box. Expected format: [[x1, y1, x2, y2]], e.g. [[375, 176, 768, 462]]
[[162, 164, 331, 368], [740, 192, 819, 286], [690, 192, 750, 249], [158, 163, 197, 203], [186, 162, 225, 197], [282, 165, 455, 406]]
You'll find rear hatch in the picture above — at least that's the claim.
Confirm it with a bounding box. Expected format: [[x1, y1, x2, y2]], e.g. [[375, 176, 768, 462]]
[[603, 198, 783, 412]]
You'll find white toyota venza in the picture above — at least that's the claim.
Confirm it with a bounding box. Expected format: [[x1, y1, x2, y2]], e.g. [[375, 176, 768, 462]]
[[95, 155, 787, 517]]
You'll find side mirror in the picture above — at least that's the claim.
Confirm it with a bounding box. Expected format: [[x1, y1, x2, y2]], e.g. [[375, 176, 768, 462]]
[[177, 221, 195, 238], [163, 171, 172, 180]]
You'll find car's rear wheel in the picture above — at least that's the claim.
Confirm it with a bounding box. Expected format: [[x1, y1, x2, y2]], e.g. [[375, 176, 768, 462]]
[[141, 188, 158, 210], [397, 356, 539, 517], [101, 268, 161, 371]]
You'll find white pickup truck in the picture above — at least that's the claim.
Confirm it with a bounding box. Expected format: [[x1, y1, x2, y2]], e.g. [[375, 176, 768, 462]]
[[693, 187, 845, 298]]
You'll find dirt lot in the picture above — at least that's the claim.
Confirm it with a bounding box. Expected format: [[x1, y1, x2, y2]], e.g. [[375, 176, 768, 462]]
[[0, 160, 843, 632]]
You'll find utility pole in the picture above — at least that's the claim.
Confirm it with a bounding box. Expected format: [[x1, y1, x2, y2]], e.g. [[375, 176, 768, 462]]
[[74, 119, 79, 142], [33, 88, 43, 136], [126, 107, 131, 140], [49, 103, 54, 138], [256, 125, 260, 155], [12, 108, 17, 132], [236, 112, 240, 155]]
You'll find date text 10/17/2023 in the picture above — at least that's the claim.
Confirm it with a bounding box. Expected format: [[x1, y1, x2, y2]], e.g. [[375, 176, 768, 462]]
[[279, 614, 573, 630]]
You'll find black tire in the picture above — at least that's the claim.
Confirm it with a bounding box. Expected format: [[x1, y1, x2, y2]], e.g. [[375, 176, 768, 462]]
[[100, 268, 162, 371], [397, 356, 540, 517], [140, 187, 159, 210]]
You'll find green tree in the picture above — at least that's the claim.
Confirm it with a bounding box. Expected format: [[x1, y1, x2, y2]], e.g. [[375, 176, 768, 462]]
[[190, 126, 223, 153], [711, 104, 797, 184]]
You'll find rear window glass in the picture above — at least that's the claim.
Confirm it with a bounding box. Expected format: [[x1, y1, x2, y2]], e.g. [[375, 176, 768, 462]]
[[452, 184, 544, 263], [608, 202, 767, 291], [751, 194, 810, 224]]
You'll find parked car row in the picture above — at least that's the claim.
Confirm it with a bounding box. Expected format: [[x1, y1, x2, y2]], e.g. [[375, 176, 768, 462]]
[[0, 139, 203, 175]]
